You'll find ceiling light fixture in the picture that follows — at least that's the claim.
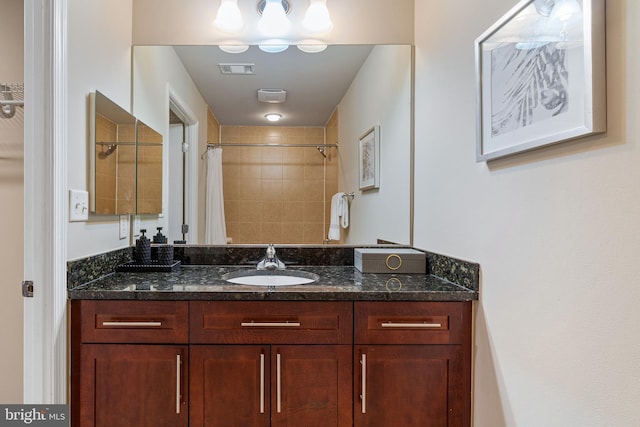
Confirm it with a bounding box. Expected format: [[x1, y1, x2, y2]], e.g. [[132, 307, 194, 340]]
[[259, 43, 289, 53], [258, 0, 291, 37], [214, 0, 244, 33], [265, 113, 282, 122], [302, 0, 333, 33], [219, 45, 250, 54], [297, 42, 328, 53]]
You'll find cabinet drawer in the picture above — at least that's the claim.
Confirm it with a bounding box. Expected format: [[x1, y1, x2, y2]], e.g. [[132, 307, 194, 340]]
[[354, 302, 470, 345], [190, 301, 353, 344], [73, 300, 189, 344]]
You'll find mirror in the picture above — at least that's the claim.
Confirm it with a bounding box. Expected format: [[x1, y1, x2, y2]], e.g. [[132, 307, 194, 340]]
[[135, 120, 163, 214], [132, 44, 412, 245], [89, 91, 164, 215], [90, 91, 137, 215]]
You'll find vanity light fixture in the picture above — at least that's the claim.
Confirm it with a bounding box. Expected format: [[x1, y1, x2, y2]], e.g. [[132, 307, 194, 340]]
[[258, 0, 291, 37], [219, 45, 250, 54], [214, 0, 244, 33], [302, 0, 333, 33], [258, 42, 290, 53], [265, 113, 282, 122], [297, 42, 328, 53], [213, 0, 334, 53]]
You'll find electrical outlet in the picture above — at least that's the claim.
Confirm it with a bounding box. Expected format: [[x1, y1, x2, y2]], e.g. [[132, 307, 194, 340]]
[[69, 189, 89, 221], [119, 215, 130, 240]]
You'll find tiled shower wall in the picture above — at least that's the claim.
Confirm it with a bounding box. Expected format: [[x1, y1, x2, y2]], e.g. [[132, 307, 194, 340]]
[[94, 115, 136, 214], [221, 119, 338, 244]]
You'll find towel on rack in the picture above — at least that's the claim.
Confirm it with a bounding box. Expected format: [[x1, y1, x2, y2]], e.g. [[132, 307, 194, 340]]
[[328, 192, 349, 241]]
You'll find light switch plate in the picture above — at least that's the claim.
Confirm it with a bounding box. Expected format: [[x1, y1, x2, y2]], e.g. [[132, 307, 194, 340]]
[[132, 215, 141, 237], [69, 189, 89, 221], [119, 215, 130, 240]]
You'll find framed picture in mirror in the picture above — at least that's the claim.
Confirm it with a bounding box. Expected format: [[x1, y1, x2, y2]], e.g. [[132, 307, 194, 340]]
[[359, 125, 380, 190]]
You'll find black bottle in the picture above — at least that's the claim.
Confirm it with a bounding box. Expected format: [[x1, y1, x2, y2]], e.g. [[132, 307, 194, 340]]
[[135, 229, 152, 265]]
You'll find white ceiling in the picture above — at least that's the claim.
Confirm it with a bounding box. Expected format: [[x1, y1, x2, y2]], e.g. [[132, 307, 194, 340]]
[[173, 44, 374, 126]]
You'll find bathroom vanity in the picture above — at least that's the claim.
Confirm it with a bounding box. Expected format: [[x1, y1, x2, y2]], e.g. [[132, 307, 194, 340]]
[[68, 246, 478, 427]]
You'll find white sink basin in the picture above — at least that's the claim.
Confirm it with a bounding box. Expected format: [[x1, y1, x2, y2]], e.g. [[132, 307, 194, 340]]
[[222, 270, 319, 287]]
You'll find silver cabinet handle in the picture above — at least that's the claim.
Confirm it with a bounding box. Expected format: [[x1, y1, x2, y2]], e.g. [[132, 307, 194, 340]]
[[241, 322, 301, 327], [360, 353, 367, 414], [381, 322, 442, 328], [260, 354, 265, 414], [276, 353, 282, 413], [176, 354, 181, 414], [101, 321, 162, 327]]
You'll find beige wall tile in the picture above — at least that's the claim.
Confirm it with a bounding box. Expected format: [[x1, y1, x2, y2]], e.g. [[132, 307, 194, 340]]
[[303, 201, 324, 223], [220, 124, 337, 244], [282, 180, 305, 201], [282, 201, 304, 222]]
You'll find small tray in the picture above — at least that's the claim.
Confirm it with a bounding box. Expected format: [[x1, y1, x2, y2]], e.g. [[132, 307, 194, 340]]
[[116, 260, 181, 273]]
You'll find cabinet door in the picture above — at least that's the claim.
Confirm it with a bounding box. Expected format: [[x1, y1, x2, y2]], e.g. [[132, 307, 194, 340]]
[[75, 344, 188, 427], [355, 345, 465, 427], [272, 345, 352, 427], [190, 345, 270, 427]]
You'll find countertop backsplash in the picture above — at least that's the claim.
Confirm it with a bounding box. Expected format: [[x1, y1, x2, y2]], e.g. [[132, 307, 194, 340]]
[[67, 244, 479, 294]]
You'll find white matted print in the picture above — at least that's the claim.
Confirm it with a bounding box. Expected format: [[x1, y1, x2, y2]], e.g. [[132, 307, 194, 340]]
[[359, 125, 380, 190], [475, 0, 606, 161]]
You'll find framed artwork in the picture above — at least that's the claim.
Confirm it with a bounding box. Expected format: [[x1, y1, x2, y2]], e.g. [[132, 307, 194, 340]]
[[475, 0, 606, 162], [358, 125, 380, 190]]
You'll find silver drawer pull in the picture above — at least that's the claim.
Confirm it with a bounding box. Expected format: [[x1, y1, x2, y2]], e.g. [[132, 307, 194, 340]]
[[102, 321, 162, 327], [176, 354, 181, 414], [276, 353, 282, 413], [360, 353, 367, 414], [241, 322, 301, 327], [260, 354, 265, 414], [381, 322, 442, 328]]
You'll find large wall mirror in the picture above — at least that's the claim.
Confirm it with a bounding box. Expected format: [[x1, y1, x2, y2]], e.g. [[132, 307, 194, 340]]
[[135, 120, 163, 214], [132, 44, 412, 245], [89, 91, 163, 215]]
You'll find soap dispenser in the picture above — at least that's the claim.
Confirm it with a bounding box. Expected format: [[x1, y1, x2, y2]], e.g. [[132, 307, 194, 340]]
[[135, 229, 152, 265], [153, 227, 167, 244]]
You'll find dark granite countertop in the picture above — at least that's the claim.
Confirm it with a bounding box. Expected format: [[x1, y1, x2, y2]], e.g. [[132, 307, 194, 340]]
[[68, 265, 478, 302]]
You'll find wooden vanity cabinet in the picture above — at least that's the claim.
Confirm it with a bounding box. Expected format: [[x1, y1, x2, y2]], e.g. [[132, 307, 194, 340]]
[[189, 301, 353, 427], [354, 302, 472, 427], [71, 299, 472, 427], [70, 300, 189, 427]]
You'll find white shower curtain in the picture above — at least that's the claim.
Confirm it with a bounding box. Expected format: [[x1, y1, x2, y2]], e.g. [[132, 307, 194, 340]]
[[205, 147, 228, 244]]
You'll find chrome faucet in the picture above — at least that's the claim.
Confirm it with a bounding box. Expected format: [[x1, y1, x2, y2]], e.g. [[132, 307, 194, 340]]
[[257, 244, 286, 270]]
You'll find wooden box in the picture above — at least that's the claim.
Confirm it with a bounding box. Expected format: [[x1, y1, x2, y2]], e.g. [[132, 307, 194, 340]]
[[354, 248, 426, 274]]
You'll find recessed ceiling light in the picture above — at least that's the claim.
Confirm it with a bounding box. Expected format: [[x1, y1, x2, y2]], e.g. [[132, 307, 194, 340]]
[[265, 113, 282, 122]]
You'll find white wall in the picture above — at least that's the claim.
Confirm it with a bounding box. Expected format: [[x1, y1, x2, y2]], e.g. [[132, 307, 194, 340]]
[[67, 0, 133, 260], [414, 1, 640, 425], [131, 46, 209, 243], [338, 45, 412, 245]]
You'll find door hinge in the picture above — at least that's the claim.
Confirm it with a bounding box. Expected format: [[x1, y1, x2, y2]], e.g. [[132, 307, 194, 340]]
[[181, 224, 189, 234], [22, 280, 34, 298]]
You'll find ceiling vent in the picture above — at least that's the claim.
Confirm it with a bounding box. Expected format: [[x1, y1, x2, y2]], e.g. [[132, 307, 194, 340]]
[[218, 63, 255, 75], [258, 89, 287, 103]]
